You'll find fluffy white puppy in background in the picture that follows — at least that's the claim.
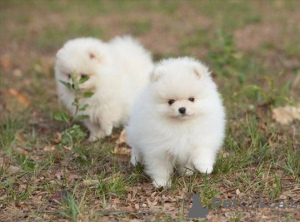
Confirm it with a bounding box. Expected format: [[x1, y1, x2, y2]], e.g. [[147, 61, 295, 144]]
[[55, 36, 153, 141], [127, 57, 226, 187]]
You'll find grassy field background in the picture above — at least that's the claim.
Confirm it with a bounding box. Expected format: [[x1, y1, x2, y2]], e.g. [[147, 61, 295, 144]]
[[0, 0, 299, 221]]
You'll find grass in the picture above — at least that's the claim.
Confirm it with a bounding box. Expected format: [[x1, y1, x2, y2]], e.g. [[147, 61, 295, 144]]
[[0, 0, 299, 221]]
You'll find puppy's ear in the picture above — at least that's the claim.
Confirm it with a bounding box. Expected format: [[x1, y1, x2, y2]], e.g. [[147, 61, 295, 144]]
[[88, 50, 102, 63], [150, 70, 159, 82], [150, 67, 164, 82], [56, 48, 64, 60], [193, 63, 210, 79]]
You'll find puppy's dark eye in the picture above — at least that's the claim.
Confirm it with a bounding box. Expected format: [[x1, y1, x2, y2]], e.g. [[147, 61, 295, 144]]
[[189, 97, 195, 102], [81, 74, 88, 79], [68, 74, 71, 79], [168, 99, 175, 105]]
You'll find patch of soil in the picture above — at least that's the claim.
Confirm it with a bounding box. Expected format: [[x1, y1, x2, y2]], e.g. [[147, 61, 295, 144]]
[[234, 22, 282, 51]]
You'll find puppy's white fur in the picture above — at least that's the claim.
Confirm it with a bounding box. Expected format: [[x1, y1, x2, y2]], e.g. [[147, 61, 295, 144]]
[[55, 36, 153, 141], [127, 57, 226, 187]]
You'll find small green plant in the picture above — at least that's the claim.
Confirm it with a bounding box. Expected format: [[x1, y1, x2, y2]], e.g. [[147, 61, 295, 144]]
[[54, 74, 94, 145], [56, 191, 80, 222], [207, 30, 237, 78], [243, 75, 293, 106]]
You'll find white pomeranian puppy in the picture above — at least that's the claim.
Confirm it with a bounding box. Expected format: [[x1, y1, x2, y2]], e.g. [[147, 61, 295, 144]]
[[55, 36, 153, 141], [127, 57, 226, 187]]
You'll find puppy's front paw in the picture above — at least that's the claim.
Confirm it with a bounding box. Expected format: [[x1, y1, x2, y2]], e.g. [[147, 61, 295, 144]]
[[183, 169, 194, 176], [88, 130, 108, 142], [152, 178, 171, 188], [88, 134, 99, 142], [178, 166, 194, 176], [102, 126, 113, 138], [195, 163, 213, 174]]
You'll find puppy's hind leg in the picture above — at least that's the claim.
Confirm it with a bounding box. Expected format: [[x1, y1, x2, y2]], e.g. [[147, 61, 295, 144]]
[[84, 119, 103, 142], [130, 148, 142, 166]]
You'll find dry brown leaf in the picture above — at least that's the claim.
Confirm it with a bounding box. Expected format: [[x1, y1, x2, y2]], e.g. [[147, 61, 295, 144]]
[[116, 129, 127, 145], [0, 57, 11, 70], [53, 132, 62, 144], [113, 146, 131, 155], [8, 166, 20, 174], [7, 88, 30, 108], [35, 176, 45, 183], [272, 105, 300, 125], [113, 129, 131, 155], [279, 187, 300, 201], [43, 146, 55, 152], [220, 150, 229, 158], [13, 147, 28, 155], [134, 203, 139, 210], [12, 69, 22, 77], [15, 133, 26, 142], [55, 171, 63, 180], [83, 179, 99, 186], [64, 146, 72, 151], [49, 190, 70, 203], [67, 174, 81, 183], [0, 194, 7, 201]]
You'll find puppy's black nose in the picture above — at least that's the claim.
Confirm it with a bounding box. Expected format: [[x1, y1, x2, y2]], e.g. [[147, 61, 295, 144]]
[[179, 107, 186, 114], [71, 84, 75, 89]]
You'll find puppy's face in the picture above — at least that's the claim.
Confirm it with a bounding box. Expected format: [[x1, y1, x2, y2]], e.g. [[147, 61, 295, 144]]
[[162, 97, 198, 119], [62, 70, 96, 92], [55, 39, 106, 93], [150, 58, 212, 121]]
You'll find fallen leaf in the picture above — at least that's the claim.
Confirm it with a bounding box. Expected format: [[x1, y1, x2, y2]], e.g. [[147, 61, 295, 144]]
[[67, 174, 81, 183], [272, 105, 300, 125], [83, 179, 99, 186], [116, 129, 127, 145], [0, 57, 11, 70], [220, 150, 229, 158], [35, 176, 45, 183], [13, 147, 28, 155], [134, 203, 139, 210], [55, 171, 63, 180], [12, 69, 22, 77], [53, 132, 62, 143], [44, 146, 55, 152], [113, 131, 131, 156], [113, 146, 131, 155], [49, 190, 70, 203], [64, 146, 72, 151], [279, 187, 300, 201], [0, 194, 7, 201], [7, 88, 30, 108], [8, 166, 20, 174], [15, 133, 26, 143]]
